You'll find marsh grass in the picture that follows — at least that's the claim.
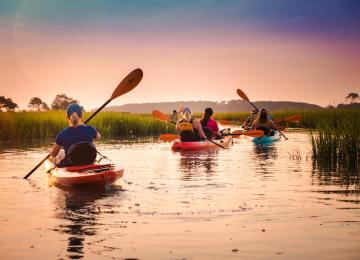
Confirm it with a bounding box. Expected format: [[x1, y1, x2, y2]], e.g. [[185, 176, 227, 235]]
[[0, 111, 173, 141], [309, 109, 360, 174]]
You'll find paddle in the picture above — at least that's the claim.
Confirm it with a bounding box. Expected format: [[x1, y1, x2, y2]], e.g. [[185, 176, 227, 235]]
[[236, 89, 288, 140], [274, 115, 301, 124], [152, 110, 225, 149], [24, 68, 143, 179], [159, 134, 180, 141], [231, 129, 264, 138], [160, 128, 265, 141]]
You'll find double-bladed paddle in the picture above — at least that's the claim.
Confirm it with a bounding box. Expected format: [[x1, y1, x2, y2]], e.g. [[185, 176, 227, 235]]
[[219, 115, 301, 126], [159, 129, 264, 141], [24, 68, 143, 179], [236, 89, 288, 140], [152, 110, 226, 149]]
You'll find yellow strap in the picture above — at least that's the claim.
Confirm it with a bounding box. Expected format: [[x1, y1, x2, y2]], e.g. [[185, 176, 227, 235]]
[[178, 122, 193, 131]]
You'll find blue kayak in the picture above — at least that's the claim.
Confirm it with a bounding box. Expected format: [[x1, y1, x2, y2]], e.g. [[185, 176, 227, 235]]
[[252, 131, 281, 145]]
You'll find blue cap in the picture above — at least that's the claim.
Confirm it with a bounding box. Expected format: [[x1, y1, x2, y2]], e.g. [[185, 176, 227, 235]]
[[182, 107, 192, 114], [67, 103, 82, 118]]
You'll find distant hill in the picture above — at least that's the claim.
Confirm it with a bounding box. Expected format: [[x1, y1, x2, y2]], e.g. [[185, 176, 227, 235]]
[[337, 103, 360, 109], [100, 100, 322, 113]]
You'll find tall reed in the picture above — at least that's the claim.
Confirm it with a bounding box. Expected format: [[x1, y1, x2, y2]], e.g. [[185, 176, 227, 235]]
[[0, 111, 173, 141], [310, 109, 360, 174]]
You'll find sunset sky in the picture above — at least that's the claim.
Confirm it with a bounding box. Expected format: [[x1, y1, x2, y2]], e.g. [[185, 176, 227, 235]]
[[0, 0, 359, 110]]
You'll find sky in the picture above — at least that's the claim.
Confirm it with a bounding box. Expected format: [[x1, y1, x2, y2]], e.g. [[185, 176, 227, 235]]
[[0, 0, 359, 110]]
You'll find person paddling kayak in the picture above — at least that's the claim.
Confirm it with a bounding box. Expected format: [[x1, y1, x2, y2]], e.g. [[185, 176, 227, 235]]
[[171, 109, 178, 123], [251, 108, 278, 136], [200, 108, 220, 139], [176, 107, 207, 142], [49, 103, 101, 167], [242, 108, 258, 130]]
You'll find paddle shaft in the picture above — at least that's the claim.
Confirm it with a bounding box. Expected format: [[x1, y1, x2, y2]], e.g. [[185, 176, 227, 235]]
[[84, 99, 111, 124], [24, 99, 112, 179]]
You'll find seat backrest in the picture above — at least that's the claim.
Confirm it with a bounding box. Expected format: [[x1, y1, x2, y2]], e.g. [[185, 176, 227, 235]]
[[67, 142, 97, 165]]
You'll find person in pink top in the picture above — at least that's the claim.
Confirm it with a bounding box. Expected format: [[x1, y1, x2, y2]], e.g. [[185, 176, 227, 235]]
[[200, 107, 220, 139]]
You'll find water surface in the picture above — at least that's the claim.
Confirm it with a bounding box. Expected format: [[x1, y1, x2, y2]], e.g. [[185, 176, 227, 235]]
[[0, 131, 359, 259]]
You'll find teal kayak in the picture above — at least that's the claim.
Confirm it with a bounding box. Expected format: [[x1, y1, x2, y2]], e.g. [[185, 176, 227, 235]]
[[252, 130, 281, 145]]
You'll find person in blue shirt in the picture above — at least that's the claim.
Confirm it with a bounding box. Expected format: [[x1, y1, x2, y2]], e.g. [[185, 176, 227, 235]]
[[49, 103, 101, 167]]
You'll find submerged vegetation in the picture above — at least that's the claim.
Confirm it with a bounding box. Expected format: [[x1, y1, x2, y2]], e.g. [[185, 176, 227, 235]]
[[0, 111, 173, 141]]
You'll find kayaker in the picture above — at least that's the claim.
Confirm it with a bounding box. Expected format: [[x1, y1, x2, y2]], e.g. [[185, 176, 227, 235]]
[[176, 107, 207, 141], [200, 107, 220, 139], [49, 103, 101, 167], [171, 109, 178, 123], [242, 108, 258, 130], [251, 108, 278, 135]]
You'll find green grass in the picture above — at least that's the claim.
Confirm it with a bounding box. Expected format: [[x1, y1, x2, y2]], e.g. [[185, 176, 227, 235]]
[[0, 111, 174, 141], [309, 109, 360, 174]]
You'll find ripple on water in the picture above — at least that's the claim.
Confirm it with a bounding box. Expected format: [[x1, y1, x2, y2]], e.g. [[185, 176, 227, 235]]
[[0, 132, 359, 259]]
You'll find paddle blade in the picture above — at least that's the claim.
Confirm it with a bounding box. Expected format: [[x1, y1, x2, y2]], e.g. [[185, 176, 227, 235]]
[[152, 110, 171, 122], [159, 134, 179, 141], [219, 120, 239, 125], [237, 89, 250, 102], [110, 68, 143, 100], [285, 115, 301, 123], [274, 115, 301, 124], [232, 129, 264, 138]]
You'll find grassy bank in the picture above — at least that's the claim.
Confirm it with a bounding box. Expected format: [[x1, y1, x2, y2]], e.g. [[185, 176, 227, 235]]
[[0, 111, 173, 141]]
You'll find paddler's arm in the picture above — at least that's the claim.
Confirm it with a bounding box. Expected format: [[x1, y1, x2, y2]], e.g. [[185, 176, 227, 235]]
[[194, 120, 207, 139], [242, 116, 250, 127], [50, 143, 61, 157], [268, 119, 278, 130], [95, 132, 101, 140], [175, 121, 181, 131]]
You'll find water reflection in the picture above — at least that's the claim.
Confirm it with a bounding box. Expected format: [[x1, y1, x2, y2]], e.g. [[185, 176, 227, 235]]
[[311, 164, 360, 194], [178, 150, 218, 180], [53, 186, 122, 259], [252, 144, 278, 160]]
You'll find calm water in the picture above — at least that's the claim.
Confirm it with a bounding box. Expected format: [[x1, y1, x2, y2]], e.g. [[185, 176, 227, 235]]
[[0, 131, 359, 259]]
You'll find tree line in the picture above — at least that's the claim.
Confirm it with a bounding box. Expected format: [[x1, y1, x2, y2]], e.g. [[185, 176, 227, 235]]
[[0, 94, 80, 112], [0, 92, 358, 112]]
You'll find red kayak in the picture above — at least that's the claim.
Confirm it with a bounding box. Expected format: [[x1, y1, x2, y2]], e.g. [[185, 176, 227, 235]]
[[172, 136, 232, 151], [46, 161, 124, 187]]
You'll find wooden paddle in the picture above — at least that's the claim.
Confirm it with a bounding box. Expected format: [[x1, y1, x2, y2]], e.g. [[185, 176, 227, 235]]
[[24, 68, 143, 179], [152, 110, 225, 149], [236, 89, 288, 140]]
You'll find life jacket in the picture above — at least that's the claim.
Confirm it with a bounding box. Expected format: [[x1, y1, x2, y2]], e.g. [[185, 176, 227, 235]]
[[58, 142, 97, 167], [178, 119, 200, 142]]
